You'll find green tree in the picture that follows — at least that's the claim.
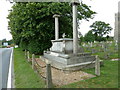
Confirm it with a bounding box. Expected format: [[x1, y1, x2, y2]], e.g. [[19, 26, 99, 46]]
[[90, 21, 113, 37], [2, 39, 7, 45], [8, 2, 96, 54], [84, 30, 95, 42], [7, 39, 14, 45]]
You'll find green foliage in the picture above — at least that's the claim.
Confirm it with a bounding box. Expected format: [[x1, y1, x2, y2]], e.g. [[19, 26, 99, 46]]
[[7, 39, 14, 45], [8, 2, 96, 54], [107, 36, 114, 41], [90, 21, 113, 37], [84, 30, 95, 42], [19, 38, 28, 50], [89, 21, 113, 42], [79, 35, 85, 43], [1, 39, 14, 46], [95, 36, 106, 42], [28, 39, 52, 54]]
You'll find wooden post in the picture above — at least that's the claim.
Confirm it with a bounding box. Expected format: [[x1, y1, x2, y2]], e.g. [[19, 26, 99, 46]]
[[46, 63, 53, 88], [95, 55, 100, 76], [27, 51, 30, 62], [32, 54, 35, 69], [25, 50, 27, 59]]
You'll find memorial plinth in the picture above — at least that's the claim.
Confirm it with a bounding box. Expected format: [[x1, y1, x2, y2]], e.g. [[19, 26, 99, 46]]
[[43, 38, 102, 71], [50, 38, 73, 54]]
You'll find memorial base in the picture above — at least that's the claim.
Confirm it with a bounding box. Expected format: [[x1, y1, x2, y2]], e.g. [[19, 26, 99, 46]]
[[43, 51, 103, 71]]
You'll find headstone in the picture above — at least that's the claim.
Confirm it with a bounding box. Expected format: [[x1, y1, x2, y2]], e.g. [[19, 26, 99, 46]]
[[104, 53, 109, 59], [101, 42, 104, 49], [90, 42, 93, 47], [86, 47, 91, 51], [103, 42, 108, 52], [91, 49, 96, 54], [82, 43, 85, 47], [78, 47, 84, 53], [95, 55, 100, 76]]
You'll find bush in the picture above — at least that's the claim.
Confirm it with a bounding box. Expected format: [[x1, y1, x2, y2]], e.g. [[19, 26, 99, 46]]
[[20, 39, 29, 51], [28, 39, 52, 55]]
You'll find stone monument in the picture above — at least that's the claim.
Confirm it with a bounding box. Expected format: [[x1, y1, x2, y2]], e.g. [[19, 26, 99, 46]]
[[43, 0, 102, 71]]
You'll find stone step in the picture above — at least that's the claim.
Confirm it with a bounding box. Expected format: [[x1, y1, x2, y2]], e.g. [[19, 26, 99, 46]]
[[41, 56, 103, 71], [63, 60, 103, 71]]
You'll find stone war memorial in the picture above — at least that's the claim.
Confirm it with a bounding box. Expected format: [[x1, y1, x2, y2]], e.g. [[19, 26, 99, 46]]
[[43, 0, 103, 71]]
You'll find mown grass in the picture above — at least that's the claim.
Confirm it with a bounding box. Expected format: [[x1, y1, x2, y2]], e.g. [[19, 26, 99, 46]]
[[61, 60, 119, 88], [60, 42, 119, 88], [14, 42, 119, 88], [14, 48, 45, 88]]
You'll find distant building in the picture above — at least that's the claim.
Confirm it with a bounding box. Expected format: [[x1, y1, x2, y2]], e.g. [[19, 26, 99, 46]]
[[3, 42, 8, 46]]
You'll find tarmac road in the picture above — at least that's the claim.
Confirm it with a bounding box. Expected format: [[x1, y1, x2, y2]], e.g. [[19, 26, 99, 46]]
[[0, 48, 12, 89]]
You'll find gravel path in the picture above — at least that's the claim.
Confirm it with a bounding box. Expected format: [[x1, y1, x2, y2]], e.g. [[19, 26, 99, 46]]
[[35, 58, 95, 86]]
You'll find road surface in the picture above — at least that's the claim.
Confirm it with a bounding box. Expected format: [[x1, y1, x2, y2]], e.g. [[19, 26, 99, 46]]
[[0, 48, 12, 89]]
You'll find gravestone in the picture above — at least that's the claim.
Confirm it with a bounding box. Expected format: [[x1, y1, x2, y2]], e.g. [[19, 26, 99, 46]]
[[90, 42, 93, 47], [103, 42, 108, 52], [104, 53, 110, 59], [91, 49, 98, 54], [78, 47, 84, 53]]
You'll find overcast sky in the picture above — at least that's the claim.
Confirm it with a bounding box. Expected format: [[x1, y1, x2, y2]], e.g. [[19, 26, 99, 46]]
[[0, 0, 120, 40]]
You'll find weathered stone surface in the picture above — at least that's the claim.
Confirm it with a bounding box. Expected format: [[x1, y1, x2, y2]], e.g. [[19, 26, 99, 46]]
[[43, 51, 103, 71], [42, 55, 103, 71], [50, 38, 74, 54]]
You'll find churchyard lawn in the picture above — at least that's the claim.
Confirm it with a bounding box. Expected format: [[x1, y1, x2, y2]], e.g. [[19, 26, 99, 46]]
[[14, 41, 119, 88]]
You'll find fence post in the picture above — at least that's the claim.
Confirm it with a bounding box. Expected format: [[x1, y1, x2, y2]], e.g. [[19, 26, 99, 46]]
[[95, 55, 100, 76], [25, 50, 27, 59], [27, 51, 30, 62], [32, 54, 35, 69], [46, 63, 53, 88]]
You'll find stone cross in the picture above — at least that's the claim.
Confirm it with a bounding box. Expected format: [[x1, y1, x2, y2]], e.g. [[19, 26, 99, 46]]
[[53, 14, 60, 40], [62, 33, 66, 38], [71, 0, 79, 54]]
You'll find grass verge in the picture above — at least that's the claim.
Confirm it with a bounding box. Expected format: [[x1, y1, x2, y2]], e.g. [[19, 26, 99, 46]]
[[14, 48, 118, 88], [61, 60, 118, 88], [14, 48, 45, 88]]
